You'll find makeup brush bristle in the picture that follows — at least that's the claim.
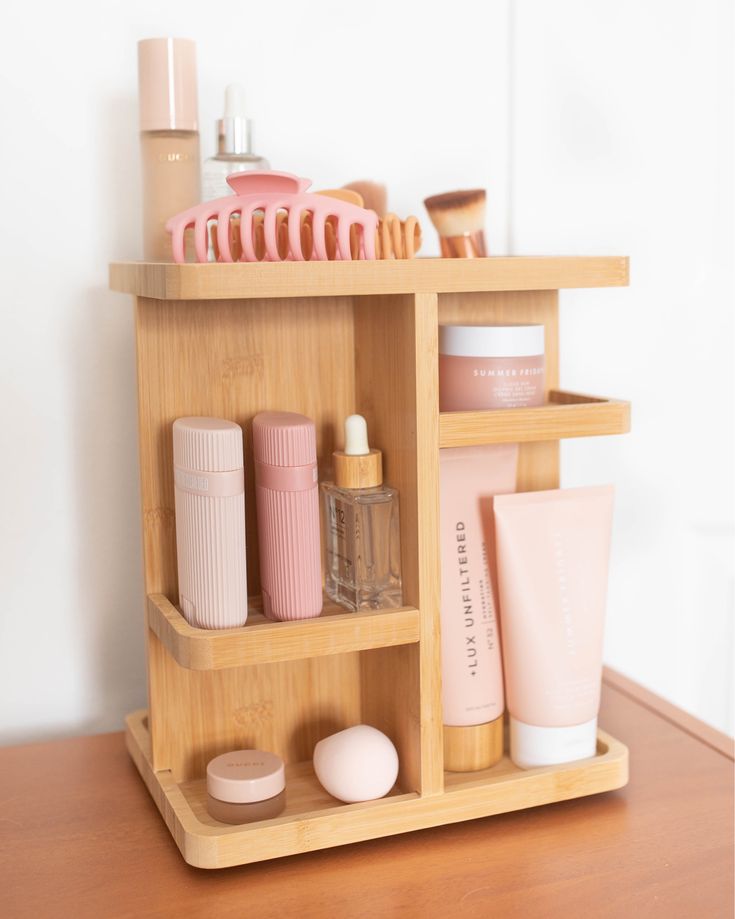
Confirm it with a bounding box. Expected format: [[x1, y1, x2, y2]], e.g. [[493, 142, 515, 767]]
[[423, 189, 486, 237], [343, 181, 388, 217]]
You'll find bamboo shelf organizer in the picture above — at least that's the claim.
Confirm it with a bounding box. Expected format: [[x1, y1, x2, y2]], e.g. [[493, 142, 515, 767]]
[[111, 255, 631, 870]]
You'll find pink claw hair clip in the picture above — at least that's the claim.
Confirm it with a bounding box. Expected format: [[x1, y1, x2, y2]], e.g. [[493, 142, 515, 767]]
[[165, 171, 379, 263]]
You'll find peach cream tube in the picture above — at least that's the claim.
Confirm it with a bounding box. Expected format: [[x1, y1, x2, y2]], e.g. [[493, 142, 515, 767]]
[[494, 485, 614, 769], [439, 443, 518, 771]]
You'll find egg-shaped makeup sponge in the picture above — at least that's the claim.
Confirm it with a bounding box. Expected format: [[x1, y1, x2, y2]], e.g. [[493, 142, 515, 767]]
[[313, 725, 399, 803]]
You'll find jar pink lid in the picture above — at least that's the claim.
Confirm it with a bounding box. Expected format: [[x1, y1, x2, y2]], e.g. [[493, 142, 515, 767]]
[[206, 750, 285, 803], [439, 324, 544, 358]]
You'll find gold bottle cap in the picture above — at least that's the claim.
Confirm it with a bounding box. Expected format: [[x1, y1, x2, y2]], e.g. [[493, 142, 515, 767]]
[[333, 415, 382, 489]]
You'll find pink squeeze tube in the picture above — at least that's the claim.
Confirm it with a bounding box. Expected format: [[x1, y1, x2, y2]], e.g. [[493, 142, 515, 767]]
[[252, 412, 323, 620], [439, 444, 518, 735], [494, 485, 614, 769]]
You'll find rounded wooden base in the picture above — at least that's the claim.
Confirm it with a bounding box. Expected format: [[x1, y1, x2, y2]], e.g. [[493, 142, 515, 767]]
[[443, 716, 505, 772]]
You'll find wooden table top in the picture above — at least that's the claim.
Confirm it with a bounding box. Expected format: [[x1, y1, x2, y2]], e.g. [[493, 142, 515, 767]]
[[1, 670, 732, 919]]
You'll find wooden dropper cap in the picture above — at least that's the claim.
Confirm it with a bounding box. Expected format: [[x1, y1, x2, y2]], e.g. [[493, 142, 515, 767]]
[[333, 415, 382, 489]]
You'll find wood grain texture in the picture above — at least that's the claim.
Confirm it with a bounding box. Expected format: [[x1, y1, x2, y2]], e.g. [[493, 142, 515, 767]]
[[134, 294, 355, 600], [134, 293, 360, 780], [147, 640, 363, 783], [147, 593, 420, 669], [439, 390, 631, 447], [124, 709, 627, 869], [353, 292, 441, 795], [110, 256, 629, 300], [412, 293, 444, 794], [3, 680, 728, 919]]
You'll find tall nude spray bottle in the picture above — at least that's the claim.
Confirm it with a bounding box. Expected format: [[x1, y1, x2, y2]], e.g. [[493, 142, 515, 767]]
[[138, 38, 201, 261], [252, 412, 323, 621], [173, 418, 248, 629]]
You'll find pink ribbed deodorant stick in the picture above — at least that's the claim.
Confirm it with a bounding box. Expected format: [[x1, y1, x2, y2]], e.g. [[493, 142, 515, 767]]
[[252, 412, 323, 620], [173, 417, 248, 629]]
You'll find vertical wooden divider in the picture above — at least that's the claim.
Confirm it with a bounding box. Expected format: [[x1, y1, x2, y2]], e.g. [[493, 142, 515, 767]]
[[353, 293, 443, 796]]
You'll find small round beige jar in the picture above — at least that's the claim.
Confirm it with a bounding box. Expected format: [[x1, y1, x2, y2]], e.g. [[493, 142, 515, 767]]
[[439, 324, 545, 411], [206, 749, 286, 824]]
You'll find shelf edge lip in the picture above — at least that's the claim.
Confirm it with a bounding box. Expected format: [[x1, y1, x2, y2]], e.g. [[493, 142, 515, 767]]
[[146, 594, 421, 670], [125, 709, 629, 870], [439, 390, 631, 448], [109, 256, 630, 300]]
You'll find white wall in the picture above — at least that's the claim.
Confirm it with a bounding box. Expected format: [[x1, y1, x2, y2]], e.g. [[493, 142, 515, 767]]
[[0, 0, 731, 744], [510, 0, 734, 733]]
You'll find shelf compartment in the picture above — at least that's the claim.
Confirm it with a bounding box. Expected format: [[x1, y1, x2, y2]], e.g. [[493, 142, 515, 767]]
[[147, 593, 421, 670], [439, 390, 631, 448], [109, 256, 629, 301], [180, 760, 411, 827], [126, 709, 628, 869]]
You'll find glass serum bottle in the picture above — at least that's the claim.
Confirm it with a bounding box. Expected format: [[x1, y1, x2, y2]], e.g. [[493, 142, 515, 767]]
[[202, 84, 269, 261], [202, 84, 269, 201], [321, 415, 402, 611]]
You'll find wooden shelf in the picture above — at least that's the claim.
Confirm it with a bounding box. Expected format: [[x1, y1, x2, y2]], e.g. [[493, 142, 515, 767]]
[[109, 256, 628, 301], [146, 593, 421, 670], [180, 760, 411, 828], [439, 390, 631, 448], [117, 251, 631, 867], [126, 709, 628, 869]]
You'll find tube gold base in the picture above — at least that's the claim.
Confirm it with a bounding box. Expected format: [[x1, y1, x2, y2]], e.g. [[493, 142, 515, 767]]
[[443, 715, 505, 772]]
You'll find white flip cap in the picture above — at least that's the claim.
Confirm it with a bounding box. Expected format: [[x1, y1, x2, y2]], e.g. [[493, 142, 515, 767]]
[[510, 716, 598, 769], [439, 324, 545, 358]]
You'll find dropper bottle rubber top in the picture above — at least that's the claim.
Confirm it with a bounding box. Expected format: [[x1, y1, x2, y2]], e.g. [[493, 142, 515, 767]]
[[333, 415, 382, 489]]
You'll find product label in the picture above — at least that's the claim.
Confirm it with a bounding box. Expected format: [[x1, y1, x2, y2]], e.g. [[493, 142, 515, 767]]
[[452, 522, 499, 674], [156, 151, 193, 163], [439, 353, 545, 411], [326, 496, 355, 583], [174, 465, 244, 498], [440, 513, 503, 723]]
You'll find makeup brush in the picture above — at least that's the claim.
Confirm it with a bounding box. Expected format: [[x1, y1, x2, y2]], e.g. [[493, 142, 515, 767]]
[[316, 188, 364, 207], [423, 189, 487, 258], [343, 181, 388, 218]]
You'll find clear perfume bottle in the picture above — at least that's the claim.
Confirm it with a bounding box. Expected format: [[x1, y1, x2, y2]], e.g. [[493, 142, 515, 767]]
[[321, 415, 402, 611]]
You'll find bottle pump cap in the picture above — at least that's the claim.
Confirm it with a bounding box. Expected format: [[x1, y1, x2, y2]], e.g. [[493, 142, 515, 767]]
[[333, 415, 382, 489], [217, 83, 252, 155]]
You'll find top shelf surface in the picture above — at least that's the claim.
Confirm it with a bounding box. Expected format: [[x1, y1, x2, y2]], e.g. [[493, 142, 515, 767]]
[[109, 256, 629, 301]]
